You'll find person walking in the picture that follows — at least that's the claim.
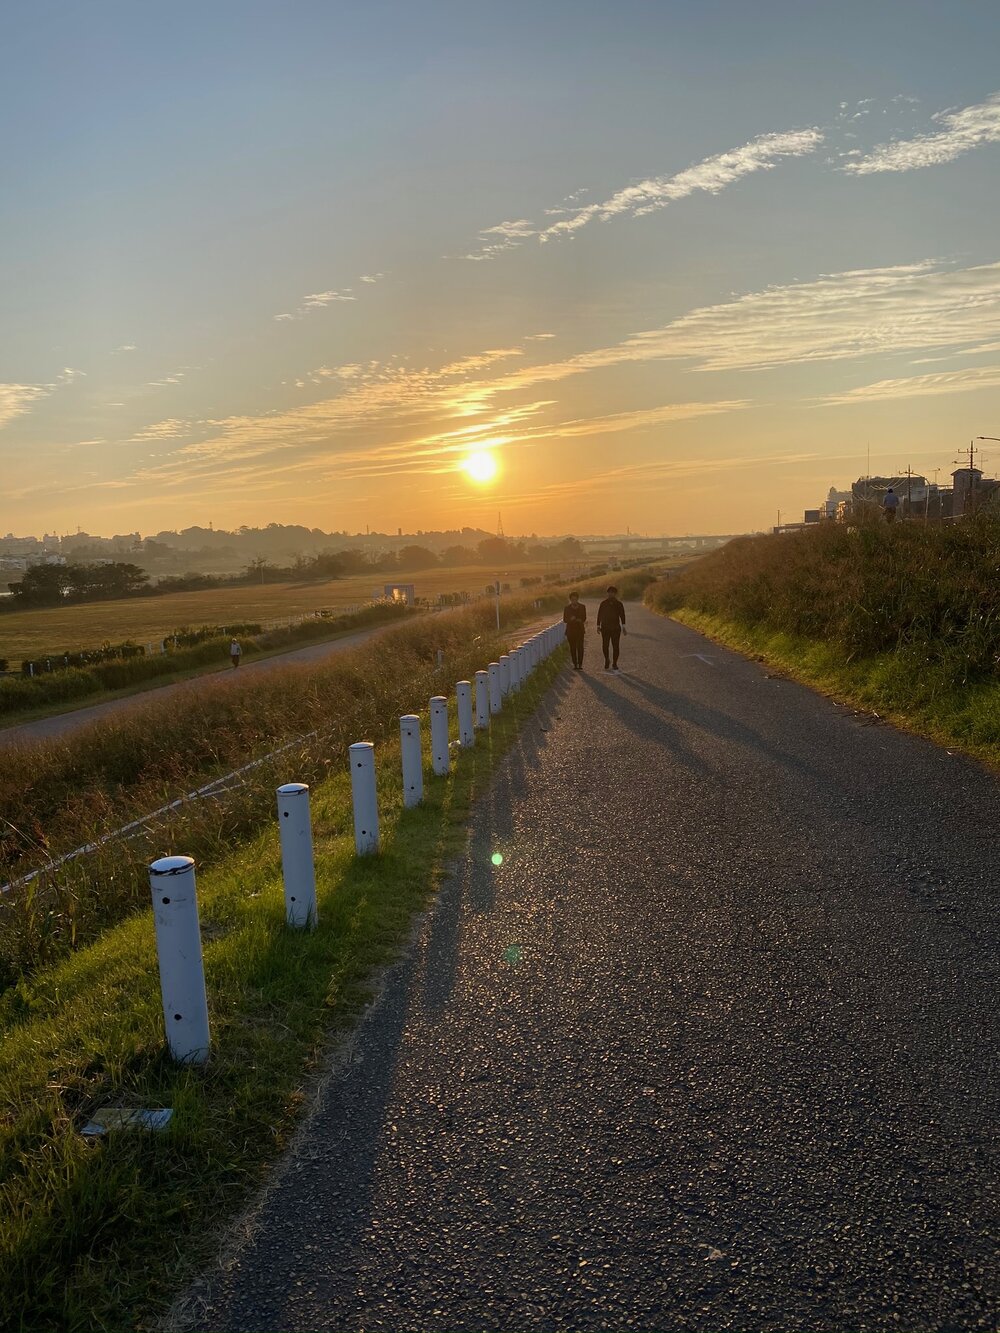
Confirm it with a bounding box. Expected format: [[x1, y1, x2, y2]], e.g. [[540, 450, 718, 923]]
[[883, 488, 899, 523], [229, 638, 242, 669], [597, 586, 627, 670], [563, 591, 587, 670]]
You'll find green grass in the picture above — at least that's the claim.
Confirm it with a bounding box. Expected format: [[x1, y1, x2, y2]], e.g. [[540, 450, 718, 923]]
[[662, 606, 1000, 772], [0, 646, 566, 1332], [0, 606, 407, 729]]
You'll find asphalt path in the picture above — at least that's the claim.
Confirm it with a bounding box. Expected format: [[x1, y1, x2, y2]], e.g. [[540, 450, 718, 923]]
[[181, 602, 999, 1332], [0, 621, 397, 748]]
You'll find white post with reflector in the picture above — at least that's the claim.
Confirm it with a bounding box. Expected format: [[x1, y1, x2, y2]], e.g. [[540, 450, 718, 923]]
[[276, 783, 318, 928], [430, 695, 450, 775], [148, 855, 211, 1065], [400, 714, 423, 808], [456, 681, 475, 747], [349, 741, 379, 854], [488, 662, 502, 714], [474, 670, 489, 729], [499, 654, 511, 697]]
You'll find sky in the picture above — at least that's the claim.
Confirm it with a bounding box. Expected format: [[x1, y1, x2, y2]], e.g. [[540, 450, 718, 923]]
[[3, 0, 1000, 538]]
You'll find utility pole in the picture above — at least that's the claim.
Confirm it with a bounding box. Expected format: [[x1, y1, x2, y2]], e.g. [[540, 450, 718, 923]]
[[905, 465, 913, 519]]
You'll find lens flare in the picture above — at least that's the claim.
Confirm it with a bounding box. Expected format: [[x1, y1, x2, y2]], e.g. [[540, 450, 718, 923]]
[[491, 852, 503, 866]]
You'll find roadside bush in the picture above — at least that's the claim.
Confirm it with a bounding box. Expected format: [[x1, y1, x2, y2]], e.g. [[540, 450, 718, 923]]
[[0, 593, 564, 981], [644, 515, 1000, 684]]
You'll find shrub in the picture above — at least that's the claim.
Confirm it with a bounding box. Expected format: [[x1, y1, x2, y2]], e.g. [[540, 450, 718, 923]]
[[644, 516, 1000, 685]]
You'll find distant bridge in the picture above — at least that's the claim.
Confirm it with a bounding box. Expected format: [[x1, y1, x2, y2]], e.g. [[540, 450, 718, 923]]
[[579, 534, 742, 554]]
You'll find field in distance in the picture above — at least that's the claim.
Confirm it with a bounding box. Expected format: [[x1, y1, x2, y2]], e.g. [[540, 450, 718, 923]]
[[0, 561, 585, 660]]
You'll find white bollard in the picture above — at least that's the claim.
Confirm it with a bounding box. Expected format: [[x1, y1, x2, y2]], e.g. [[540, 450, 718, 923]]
[[499, 654, 511, 696], [276, 783, 318, 928], [349, 741, 379, 854], [510, 648, 523, 692], [148, 856, 211, 1065], [430, 695, 450, 775], [475, 670, 490, 728], [488, 662, 502, 714], [400, 715, 423, 808], [456, 681, 475, 747]]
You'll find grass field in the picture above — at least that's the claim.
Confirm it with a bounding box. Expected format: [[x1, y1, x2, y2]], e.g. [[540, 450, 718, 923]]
[[0, 625, 566, 1331], [0, 561, 582, 662]]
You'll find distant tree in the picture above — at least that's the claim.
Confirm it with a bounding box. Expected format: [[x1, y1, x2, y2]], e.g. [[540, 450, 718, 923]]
[[441, 544, 477, 566], [396, 545, 439, 571], [476, 536, 525, 565]]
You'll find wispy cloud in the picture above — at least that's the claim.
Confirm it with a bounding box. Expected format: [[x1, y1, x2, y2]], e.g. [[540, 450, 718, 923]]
[[147, 365, 194, 387], [464, 127, 823, 258], [820, 364, 1000, 405], [0, 384, 48, 430], [112, 344, 137, 354], [844, 90, 1000, 173], [359, 272, 385, 284], [540, 128, 824, 241], [129, 418, 194, 442], [0, 368, 85, 430]]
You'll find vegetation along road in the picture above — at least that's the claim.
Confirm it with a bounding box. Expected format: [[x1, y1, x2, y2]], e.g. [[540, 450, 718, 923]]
[[181, 601, 998, 1331], [0, 619, 401, 748]]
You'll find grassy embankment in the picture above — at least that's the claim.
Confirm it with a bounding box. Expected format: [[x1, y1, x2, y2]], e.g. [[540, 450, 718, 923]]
[[1, 597, 567, 1331], [645, 517, 1000, 763]]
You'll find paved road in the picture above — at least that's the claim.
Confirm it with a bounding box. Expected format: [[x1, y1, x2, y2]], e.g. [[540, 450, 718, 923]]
[[181, 603, 999, 1331], [0, 622, 397, 748]]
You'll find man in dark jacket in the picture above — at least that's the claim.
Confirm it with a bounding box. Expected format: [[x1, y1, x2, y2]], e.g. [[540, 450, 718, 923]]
[[563, 591, 587, 669], [596, 586, 626, 670]]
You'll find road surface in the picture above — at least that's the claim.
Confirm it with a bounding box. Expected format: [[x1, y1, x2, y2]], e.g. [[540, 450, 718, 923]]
[[0, 621, 399, 748], [180, 603, 999, 1331]]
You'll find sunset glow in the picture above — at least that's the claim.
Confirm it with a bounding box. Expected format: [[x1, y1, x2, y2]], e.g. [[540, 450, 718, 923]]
[[461, 450, 500, 486]]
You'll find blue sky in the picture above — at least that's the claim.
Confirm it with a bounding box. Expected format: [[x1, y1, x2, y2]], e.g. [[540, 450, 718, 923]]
[[3, 0, 1000, 535]]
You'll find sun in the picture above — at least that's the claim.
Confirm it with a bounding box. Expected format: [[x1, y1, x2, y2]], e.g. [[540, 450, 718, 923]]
[[461, 449, 500, 485]]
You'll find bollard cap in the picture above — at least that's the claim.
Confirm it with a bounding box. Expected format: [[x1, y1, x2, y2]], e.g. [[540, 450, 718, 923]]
[[149, 854, 195, 876], [349, 740, 375, 752], [430, 695, 447, 705], [277, 782, 309, 796], [400, 713, 420, 724], [456, 680, 471, 688]]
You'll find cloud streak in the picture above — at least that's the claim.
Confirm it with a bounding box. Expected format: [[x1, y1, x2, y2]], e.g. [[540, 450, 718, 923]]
[[540, 128, 824, 240], [844, 90, 1000, 174], [820, 364, 1000, 405], [465, 127, 823, 258]]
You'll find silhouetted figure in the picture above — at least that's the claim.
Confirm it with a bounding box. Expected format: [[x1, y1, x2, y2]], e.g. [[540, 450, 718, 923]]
[[597, 586, 626, 670], [230, 638, 242, 669], [563, 591, 587, 670], [883, 488, 899, 523]]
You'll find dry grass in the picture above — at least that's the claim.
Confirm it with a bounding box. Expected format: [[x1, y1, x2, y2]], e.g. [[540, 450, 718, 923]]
[[0, 561, 579, 660]]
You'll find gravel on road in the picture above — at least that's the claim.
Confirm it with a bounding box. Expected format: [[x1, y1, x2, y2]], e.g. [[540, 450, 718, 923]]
[[180, 602, 999, 1332]]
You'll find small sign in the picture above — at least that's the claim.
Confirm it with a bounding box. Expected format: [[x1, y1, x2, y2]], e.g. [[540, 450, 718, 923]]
[[81, 1108, 173, 1137]]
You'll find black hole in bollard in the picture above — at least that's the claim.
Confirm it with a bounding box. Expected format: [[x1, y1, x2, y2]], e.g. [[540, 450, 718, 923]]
[[162, 896, 170, 905], [290, 895, 296, 901], [173, 1013, 182, 1021], [283, 811, 289, 817]]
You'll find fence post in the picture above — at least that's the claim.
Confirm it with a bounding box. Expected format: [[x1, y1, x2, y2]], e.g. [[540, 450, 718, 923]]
[[475, 670, 490, 728], [499, 654, 511, 696], [349, 741, 379, 854], [276, 783, 318, 928], [456, 680, 475, 746], [148, 856, 211, 1065], [488, 662, 502, 714], [400, 715, 423, 807], [430, 695, 450, 775]]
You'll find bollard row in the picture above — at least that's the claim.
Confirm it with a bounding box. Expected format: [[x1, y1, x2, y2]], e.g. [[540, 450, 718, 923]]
[[146, 620, 566, 1065]]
